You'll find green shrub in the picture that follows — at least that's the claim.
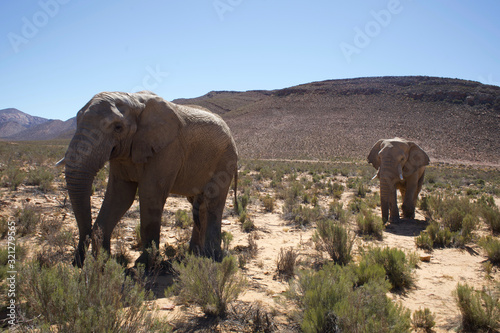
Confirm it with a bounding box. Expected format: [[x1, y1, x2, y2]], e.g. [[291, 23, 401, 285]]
[[288, 263, 411, 333], [170, 255, 247, 317], [19, 253, 169, 332], [327, 181, 344, 199], [313, 219, 354, 265], [174, 209, 193, 229], [481, 205, 500, 233], [360, 247, 416, 291], [2, 164, 26, 190], [26, 166, 55, 192], [329, 201, 349, 224], [348, 197, 367, 214], [261, 194, 274, 212], [412, 308, 436, 332], [242, 217, 255, 232], [415, 232, 434, 251], [356, 209, 384, 239], [480, 236, 500, 264], [221, 231, 233, 254], [15, 203, 42, 236], [454, 283, 500, 332]]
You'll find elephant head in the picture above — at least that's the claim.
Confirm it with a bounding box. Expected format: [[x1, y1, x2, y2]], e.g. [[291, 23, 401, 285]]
[[60, 91, 182, 265], [368, 138, 429, 222]]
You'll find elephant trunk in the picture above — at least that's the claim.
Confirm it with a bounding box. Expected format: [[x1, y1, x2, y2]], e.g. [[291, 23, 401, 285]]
[[64, 130, 111, 266]]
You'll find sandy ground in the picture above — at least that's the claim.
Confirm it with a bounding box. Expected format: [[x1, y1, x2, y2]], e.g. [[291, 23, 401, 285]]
[[1, 170, 499, 332]]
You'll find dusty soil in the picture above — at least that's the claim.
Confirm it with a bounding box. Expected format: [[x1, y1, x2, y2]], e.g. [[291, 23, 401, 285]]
[[1, 164, 499, 332]]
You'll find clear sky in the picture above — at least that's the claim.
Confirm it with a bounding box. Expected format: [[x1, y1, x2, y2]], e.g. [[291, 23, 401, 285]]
[[1, 0, 499, 121]]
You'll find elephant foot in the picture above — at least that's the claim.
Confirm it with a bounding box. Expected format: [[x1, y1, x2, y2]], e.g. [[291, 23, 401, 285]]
[[72, 250, 85, 268]]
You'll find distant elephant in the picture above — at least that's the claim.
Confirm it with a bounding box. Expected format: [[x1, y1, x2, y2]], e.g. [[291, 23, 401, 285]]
[[59, 91, 238, 266], [368, 138, 429, 223]]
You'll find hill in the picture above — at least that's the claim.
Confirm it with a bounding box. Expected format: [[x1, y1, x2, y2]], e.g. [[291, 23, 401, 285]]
[[174, 76, 500, 165], [0, 108, 50, 138], [3, 76, 499, 165]]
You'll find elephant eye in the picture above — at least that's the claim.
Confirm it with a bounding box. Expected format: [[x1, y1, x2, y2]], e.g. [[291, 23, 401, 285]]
[[114, 123, 124, 133]]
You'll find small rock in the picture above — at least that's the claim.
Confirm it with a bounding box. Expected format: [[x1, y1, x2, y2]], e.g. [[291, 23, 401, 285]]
[[161, 304, 176, 311]]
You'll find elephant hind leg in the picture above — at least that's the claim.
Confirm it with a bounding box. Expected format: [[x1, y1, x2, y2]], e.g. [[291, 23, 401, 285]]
[[189, 195, 207, 256]]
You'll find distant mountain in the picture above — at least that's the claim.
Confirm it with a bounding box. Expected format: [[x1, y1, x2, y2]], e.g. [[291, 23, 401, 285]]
[[0, 108, 50, 138], [3, 76, 499, 165], [7, 117, 77, 141]]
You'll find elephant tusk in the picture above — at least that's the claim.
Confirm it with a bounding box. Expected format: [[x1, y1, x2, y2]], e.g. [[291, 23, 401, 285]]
[[398, 164, 403, 180], [371, 168, 380, 180], [56, 157, 66, 167]]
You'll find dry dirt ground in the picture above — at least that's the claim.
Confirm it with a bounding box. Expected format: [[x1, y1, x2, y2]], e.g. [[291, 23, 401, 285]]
[[1, 162, 499, 332]]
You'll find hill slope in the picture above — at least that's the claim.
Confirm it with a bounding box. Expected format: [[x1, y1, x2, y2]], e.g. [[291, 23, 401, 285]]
[[174, 76, 500, 165], [0, 108, 49, 138]]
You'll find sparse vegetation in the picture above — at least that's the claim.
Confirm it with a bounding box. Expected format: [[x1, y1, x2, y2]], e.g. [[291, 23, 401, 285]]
[[287, 262, 411, 333], [359, 246, 417, 291], [0, 141, 499, 331], [313, 219, 354, 265], [169, 255, 247, 317], [19, 252, 170, 332], [356, 208, 384, 239], [479, 236, 500, 265], [276, 247, 298, 279], [412, 307, 436, 333], [454, 283, 500, 332]]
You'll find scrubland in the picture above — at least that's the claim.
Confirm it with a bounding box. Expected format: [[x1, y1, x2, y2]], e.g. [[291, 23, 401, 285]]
[[1, 141, 499, 332]]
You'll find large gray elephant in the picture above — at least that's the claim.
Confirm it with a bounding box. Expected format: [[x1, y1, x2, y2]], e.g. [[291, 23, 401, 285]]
[[59, 91, 238, 266], [368, 138, 429, 223]]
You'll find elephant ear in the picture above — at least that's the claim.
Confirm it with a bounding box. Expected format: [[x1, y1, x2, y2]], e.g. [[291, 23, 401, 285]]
[[367, 139, 384, 170], [131, 93, 183, 164], [404, 142, 430, 175]]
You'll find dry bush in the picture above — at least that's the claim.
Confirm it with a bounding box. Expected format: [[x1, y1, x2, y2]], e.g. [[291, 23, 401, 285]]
[[276, 247, 298, 279]]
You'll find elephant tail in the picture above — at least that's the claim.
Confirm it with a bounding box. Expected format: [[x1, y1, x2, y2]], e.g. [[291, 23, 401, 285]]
[[233, 169, 239, 214]]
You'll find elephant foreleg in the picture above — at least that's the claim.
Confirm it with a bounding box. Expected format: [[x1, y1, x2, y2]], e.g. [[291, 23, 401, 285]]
[[94, 175, 138, 253]]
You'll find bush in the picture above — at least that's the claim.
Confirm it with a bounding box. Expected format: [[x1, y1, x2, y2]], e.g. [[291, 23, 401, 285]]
[[170, 255, 247, 317], [360, 247, 417, 291], [415, 232, 434, 251], [261, 194, 274, 212], [288, 263, 411, 333], [412, 308, 436, 333], [174, 209, 193, 229], [329, 201, 349, 224], [480, 205, 500, 233], [26, 166, 55, 192], [454, 283, 500, 332], [356, 209, 384, 239], [480, 236, 500, 265], [15, 203, 42, 236], [276, 247, 298, 279], [313, 219, 354, 265], [19, 253, 169, 332], [1, 164, 26, 190]]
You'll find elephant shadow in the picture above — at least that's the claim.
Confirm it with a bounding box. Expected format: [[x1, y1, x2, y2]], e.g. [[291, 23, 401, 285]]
[[125, 261, 176, 299], [384, 218, 429, 237]]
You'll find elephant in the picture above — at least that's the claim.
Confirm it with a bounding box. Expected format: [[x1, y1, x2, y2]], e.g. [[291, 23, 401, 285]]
[[368, 138, 429, 223], [59, 91, 238, 266]]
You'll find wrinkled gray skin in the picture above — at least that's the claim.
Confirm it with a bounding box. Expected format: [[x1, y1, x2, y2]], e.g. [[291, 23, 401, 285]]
[[368, 138, 429, 223], [60, 91, 238, 266]]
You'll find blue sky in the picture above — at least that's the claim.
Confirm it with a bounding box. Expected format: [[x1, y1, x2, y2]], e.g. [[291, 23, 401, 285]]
[[1, 0, 499, 121]]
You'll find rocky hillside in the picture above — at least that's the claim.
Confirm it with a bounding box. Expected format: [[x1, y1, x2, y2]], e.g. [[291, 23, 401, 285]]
[[174, 76, 500, 165], [3, 76, 499, 165], [0, 108, 49, 138]]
